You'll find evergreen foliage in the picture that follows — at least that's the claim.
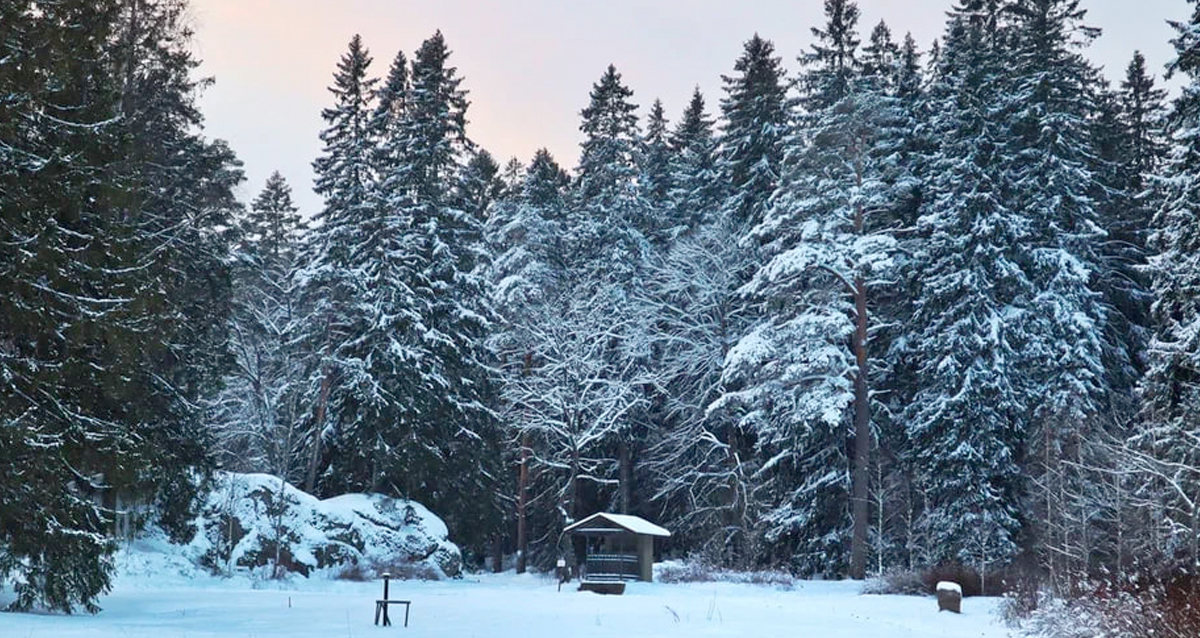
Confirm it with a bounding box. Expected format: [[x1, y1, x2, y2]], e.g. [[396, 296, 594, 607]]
[[1140, 0, 1200, 569], [668, 88, 724, 234], [0, 0, 241, 612], [719, 35, 792, 229], [9, 0, 1200, 608], [212, 172, 307, 479], [902, 0, 1029, 568]]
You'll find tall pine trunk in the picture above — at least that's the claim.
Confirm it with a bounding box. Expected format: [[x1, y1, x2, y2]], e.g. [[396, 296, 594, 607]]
[[850, 275, 870, 579], [619, 439, 632, 514], [849, 152, 871, 580], [516, 431, 530, 574], [305, 365, 333, 494]]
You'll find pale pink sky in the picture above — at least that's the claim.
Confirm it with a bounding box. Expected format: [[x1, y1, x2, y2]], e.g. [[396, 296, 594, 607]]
[[189, 0, 1185, 216]]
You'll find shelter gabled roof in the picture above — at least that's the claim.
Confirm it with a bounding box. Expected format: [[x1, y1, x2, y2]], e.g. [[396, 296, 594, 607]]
[[563, 512, 671, 537]]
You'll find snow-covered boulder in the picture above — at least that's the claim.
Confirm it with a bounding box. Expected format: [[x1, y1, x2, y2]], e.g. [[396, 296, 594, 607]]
[[172, 472, 461, 579]]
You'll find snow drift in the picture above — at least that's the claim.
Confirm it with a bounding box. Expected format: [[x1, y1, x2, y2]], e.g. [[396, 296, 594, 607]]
[[159, 472, 461, 579]]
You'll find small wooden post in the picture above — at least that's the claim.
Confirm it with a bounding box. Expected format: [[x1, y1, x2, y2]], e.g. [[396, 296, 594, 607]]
[[381, 572, 392, 626]]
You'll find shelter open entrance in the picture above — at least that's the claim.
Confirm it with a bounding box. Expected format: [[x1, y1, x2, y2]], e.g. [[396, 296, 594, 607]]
[[563, 513, 670, 585]]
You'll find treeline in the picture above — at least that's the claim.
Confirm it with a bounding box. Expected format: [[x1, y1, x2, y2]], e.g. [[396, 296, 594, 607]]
[[8, 0, 1200, 616]]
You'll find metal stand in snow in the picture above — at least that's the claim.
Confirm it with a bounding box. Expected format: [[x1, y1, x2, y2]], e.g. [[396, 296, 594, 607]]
[[374, 572, 411, 628]]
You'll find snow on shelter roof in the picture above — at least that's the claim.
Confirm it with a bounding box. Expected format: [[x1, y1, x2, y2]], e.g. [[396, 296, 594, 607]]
[[563, 512, 671, 537]]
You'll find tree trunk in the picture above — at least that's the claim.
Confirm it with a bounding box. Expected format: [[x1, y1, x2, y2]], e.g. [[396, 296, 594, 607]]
[[273, 472, 288, 578], [119, 0, 141, 115], [304, 366, 333, 494], [516, 432, 530, 574], [619, 439, 632, 514], [726, 427, 746, 567], [492, 536, 503, 574], [850, 275, 870, 580], [849, 149, 871, 580]]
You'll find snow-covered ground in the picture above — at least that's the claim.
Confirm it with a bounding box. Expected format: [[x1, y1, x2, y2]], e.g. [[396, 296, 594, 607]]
[[1, 554, 1014, 638]]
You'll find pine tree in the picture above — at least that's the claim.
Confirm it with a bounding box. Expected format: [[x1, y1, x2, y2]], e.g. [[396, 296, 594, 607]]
[[213, 172, 307, 478], [732, 1, 911, 577], [296, 34, 377, 494], [719, 35, 792, 229], [1, 0, 242, 612], [1140, 0, 1200, 571], [641, 98, 674, 243], [903, 0, 1027, 571], [668, 88, 723, 234], [486, 149, 571, 571], [386, 31, 502, 548]]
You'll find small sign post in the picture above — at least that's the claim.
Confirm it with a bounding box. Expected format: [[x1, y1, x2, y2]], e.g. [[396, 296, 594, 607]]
[[382, 572, 392, 625], [373, 570, 412, 627]]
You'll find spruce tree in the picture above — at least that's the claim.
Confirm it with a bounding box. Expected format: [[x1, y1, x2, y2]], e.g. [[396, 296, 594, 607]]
[[719, 35, 792, 229], [571, 65, 650, 285], [297, 34, 376, 494], [903, 0, 1027, 570], [246, 171, 306, 263], [1140, 0, 1200, 570], [641, 98, 674, 242], [798, 0, 862, 112], [571, 64, 655, 517], [388, 31, 502, 548], [1091, 53, 1167, 401], [1121, 52, 1169, 186], [1004, 0, 1113, 585], [458, 149, 504, 220], [862, 21, 900, 92], [370, 50, 409, 182], [897, 33, 924, 104], [668, 88, 723, 234], [1, 0, 242, 612]]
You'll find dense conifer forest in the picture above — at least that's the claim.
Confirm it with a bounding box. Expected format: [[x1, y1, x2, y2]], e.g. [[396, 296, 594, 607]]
[[7, 1, 1200, 629]]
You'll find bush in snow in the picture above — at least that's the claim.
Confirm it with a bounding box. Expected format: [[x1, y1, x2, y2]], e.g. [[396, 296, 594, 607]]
[[1009, 581, 1200, 638], [861, 568, 926, 596], [655, 559, 795, 590]]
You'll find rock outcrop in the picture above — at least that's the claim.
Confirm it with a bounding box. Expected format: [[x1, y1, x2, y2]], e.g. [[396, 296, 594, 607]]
[[179, 472, 461, 579]]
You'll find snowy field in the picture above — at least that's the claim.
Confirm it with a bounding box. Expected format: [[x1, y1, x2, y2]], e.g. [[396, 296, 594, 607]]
[[1, 563, 1014, 638]]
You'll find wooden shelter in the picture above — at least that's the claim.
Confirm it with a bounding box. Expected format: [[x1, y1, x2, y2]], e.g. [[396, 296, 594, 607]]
[[563, 512, 670, 584]]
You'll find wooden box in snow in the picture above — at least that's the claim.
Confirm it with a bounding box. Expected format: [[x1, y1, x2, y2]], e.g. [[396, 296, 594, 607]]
[[936, 581, 962, 613]]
